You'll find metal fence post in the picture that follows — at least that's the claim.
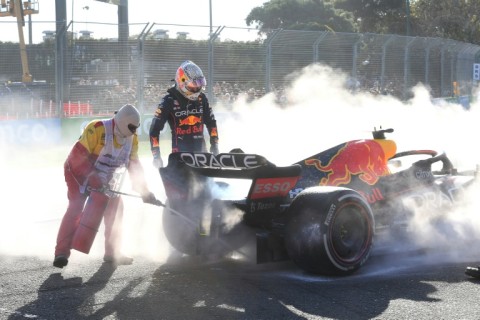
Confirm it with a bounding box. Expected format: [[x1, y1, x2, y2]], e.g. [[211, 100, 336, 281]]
[[265, 29, 282, 93], [352, 34, 363, 79], [441, 43, 446, 96], [403, 37, 416, 99], [136, 23, 153, 114], [55, 20, 70, 118], [208, 26, 224, 103], [55, 0, 67, 118], [451, 50, 456, 95], [312, 31, 327, 63], [381, 35, 394, 93], [118, 0, 129, 89], [424, 40, 436, 85]]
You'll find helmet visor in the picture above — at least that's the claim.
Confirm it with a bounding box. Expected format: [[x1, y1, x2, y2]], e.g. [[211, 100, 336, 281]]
[[186, 77, 206, 93]]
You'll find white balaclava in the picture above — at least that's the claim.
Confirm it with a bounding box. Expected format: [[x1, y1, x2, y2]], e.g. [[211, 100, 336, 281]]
[[113, 104, 140, 144]]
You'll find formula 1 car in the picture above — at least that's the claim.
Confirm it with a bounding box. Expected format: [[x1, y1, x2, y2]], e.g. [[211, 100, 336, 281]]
[[159, 128, 478, 276]]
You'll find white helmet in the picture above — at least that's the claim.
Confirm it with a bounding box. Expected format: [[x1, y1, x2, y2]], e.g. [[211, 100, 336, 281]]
[[113, 104, 140, 140], [175, 60, 206, 101]]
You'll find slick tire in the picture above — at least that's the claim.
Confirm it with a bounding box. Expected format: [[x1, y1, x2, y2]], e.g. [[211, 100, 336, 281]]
[[162, 200, 199, 255], [285, 186, 374, 276]]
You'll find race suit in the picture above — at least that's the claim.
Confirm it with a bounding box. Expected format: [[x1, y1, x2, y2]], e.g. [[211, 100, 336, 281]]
[[149, 87, 219, 159], [55, 119, 148, 258]]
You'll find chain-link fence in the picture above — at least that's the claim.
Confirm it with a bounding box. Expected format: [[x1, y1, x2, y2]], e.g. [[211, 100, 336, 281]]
[[1, 21, 479, 119]]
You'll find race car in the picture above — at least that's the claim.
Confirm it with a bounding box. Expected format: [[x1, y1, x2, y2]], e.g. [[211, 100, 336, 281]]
[[159, 128, 478, 276]]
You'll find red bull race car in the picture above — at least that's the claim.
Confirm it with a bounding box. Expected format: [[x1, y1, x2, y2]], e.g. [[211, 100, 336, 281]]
[[159, 128, 478, 276]]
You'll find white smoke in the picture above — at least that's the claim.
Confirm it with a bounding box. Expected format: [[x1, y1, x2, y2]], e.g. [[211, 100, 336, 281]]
[[0, 145, 68, 259], [1, 62, 480, 271], [0, 142, 172, 263], [221, 64, 480, 168]]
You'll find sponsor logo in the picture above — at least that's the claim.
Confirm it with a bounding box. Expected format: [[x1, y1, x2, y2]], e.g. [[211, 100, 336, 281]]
[[179, 115, 202, 126], [250, 201, 276, 212], [250, 177, 299, 200], [358, 187, 384, 204], [287, 186, 384, 205], [175, 125, 203, 135], [175, 108, 203, 118], [179, 152, 264, 169], [288, 188, 304, 199], [324, 204, 336, 226], [402, 190, 453, 210], [305, 140, 389, 186], [415, 169, 433, 180]]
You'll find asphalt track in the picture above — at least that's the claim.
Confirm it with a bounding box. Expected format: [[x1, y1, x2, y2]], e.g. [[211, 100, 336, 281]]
[[2, 249, 480, 320]]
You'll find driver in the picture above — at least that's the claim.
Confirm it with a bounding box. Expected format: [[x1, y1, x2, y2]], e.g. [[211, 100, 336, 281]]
[[149, 60, 219, 169]]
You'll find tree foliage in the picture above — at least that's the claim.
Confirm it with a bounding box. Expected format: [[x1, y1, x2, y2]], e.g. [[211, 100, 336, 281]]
[[411, 0, 480, 43], [245, 0, 480, 43], [333, 0, 408, 34], [246, 0, 357, 34]]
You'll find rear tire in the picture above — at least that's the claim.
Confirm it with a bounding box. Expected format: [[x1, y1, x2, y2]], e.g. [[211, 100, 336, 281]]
[[285, 186, 374, 276], [162, 200, 201, 255]]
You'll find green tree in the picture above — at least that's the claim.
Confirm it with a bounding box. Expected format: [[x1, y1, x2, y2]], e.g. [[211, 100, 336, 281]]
[[411, 0, 480, 43], [333, 0, 408, 34], [246, 0, 357, 34]]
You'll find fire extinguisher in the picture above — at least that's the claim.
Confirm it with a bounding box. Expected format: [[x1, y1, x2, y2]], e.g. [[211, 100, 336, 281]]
[[71, 190, 110, 254]]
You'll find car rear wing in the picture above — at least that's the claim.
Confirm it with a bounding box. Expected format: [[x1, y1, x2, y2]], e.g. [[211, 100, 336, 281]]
[[161, 152, 302, 203], [165, 152, 301, 180]]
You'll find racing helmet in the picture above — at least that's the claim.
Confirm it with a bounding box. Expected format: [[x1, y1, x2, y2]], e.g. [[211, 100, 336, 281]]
[[113, 104, 140, 139], [175, 60, 206, 101]]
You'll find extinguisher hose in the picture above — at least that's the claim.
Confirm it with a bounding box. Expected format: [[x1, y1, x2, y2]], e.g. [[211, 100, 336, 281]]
[[102, 189, 250, 259]]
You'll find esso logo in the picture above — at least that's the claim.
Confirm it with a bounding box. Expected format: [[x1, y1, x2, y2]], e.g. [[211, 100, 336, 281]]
[[250, 177, 299, 200], [255, 182, 290, 193]]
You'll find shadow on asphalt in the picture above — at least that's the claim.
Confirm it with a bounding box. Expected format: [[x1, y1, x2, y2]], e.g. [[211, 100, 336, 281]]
[[5, 251, 479, 319], [8, 262, 117, 320]]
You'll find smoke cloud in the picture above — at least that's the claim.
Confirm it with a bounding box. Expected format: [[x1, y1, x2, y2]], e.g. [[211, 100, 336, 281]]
[[1, 63, 480, 273]]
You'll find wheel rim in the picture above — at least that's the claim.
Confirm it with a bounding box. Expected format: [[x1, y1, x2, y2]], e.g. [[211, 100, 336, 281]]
[[329, 202, 371, 263]]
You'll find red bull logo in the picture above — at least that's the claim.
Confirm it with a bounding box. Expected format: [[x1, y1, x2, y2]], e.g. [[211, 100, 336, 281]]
[[179, 115, 202, 126], [177, 68, 186, 82], [305, 140, 394, 186]]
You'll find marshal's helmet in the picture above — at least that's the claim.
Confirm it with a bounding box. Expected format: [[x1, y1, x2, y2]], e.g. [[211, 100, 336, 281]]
[[175, 60, 206, 101], [113, 104, 140, 139]]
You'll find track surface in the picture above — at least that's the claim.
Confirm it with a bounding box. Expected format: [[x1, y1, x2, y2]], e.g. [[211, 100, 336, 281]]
[[2, 249, 480, 320]]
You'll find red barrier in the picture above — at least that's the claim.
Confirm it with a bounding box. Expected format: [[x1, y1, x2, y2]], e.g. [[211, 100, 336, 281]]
[[63, 102, 93, 116]]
